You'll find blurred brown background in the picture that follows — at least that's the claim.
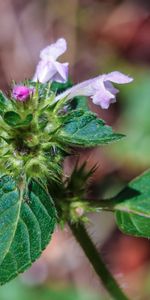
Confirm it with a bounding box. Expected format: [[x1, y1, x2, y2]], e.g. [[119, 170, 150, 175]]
[[0, 1, 150, 300]]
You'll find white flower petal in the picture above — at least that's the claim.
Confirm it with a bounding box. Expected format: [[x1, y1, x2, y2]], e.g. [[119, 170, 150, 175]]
[[53, 71, 133, 109], [55, 76, 99, 101], [104, 81, 119, 96], [104, 71, 133, 84], [92, 81, 116, 109], [52, 61, 69, 83], [33, 60, 56, 83], [33, 38, 68, 83], [40, 38, 67, 61]]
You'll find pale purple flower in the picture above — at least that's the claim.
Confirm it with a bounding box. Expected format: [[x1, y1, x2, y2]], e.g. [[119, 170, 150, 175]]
[[33, 38, 68, 84], [12, 85, 34, 102], [55, 71, 133, 109]]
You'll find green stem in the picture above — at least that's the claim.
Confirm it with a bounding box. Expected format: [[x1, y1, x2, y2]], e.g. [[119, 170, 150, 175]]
[[69, 222, 130, 300], [84, 197, 124, 212], [87, 199, 116, 212]]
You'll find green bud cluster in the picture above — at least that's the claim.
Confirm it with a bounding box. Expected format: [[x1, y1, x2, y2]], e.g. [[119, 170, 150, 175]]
[[0, 82, 68, 182], [49, 163, 97, 224]]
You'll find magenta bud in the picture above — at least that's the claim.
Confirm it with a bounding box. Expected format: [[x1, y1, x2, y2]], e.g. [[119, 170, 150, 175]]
[[12, 85, 34, 102]]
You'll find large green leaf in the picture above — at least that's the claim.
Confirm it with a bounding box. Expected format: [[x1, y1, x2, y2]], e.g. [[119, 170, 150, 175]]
[[114, 170, 150, 238], [0, 176, 56, 285], [58, 110, 124, 147]]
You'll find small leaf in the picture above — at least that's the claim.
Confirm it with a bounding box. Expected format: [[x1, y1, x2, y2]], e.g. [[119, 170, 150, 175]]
[[51, 79, 73, 94], [64, 96, 88, 112], [73, 96, 89, 111], [0, 92, 11, 114], [21, 114, 33, 126], [57, 110, 124, 147], [4, 112, 33, 127], [4, 111, 21, 126], [0, 176, 56, 285], [114, 170, 150, 238]]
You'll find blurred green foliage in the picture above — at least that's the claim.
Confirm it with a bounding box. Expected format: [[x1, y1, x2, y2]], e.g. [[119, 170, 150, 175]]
[[0, 279, 103, 300], [112, 71, 150, 167]]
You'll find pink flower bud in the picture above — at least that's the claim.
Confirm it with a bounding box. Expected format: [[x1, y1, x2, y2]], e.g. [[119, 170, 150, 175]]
[[12, 85, 34, 102]]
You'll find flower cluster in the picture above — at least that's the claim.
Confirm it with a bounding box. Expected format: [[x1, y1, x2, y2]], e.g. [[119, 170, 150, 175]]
[[12, 38, 133, 109], [0, 38, 133, 182]]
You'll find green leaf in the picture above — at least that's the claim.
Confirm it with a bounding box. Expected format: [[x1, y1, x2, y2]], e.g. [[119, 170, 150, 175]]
[[4, 112, 33, 127], [22, 114, 33, 126], [114, 170, 150, 238], [4, 111, 22, 126], [51, 79, 73, 94], [67, 96, 88, 112], [0, 92, 11, 114], [57, 110, 124, 147], [0, 176, 56, 285], [73, 96, 88, 111]]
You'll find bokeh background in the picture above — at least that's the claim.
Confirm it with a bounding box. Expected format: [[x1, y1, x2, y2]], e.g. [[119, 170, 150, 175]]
[[0, 0, 150, 299]]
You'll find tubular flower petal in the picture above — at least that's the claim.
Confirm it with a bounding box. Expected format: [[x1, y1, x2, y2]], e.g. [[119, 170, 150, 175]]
[[55, 71, 133, 109], [33, 38, 68, 84]]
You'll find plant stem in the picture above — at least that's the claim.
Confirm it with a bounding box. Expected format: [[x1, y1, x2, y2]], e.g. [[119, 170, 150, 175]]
[[87, 199, 116, 212], [69, 221, 130, 300]]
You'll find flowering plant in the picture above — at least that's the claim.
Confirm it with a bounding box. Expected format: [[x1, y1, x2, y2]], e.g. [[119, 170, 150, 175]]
[[0, 38, 149, 300]]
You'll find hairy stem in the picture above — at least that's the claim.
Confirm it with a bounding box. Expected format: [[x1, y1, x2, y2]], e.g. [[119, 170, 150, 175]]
[[69, 222, 130, 300], [86, 199, 116, 212]]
